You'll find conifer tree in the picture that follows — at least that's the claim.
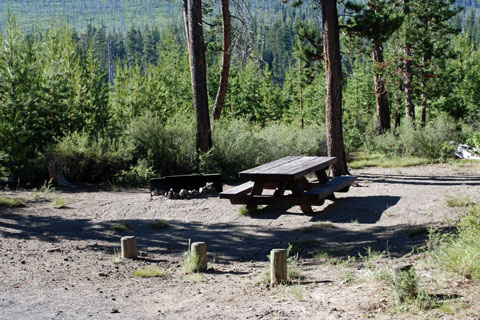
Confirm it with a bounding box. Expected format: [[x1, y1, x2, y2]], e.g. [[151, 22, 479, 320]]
[[344, 0, 404, 133], [405, 0, 459, 126]]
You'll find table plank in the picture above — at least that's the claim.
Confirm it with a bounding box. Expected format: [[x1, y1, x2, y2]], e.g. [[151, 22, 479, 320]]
[[240, 156, 336, 181], [239, 156, 301, 175]]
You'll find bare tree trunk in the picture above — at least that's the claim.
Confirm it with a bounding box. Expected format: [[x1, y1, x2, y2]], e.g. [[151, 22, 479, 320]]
[[420, 55, 427, 127], [184, 0, 212, 153], [373, 40, 391, 134], [420, 79, 427, 127], [211, 0, 231, 120], [299, 60, 304, 130], [322, 0, 349, 176], [403, 0, 415, 121]]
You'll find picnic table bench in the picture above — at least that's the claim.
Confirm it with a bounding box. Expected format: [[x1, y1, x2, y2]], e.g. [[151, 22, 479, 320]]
[[219, 156, 356, 213]]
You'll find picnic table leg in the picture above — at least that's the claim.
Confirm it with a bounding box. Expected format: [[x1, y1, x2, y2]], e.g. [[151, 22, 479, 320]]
[[290, 182, 313, 213], [273, 181, 288, 196], [315, 170, 329, 183], [247, 181, 264, 210], [315, 170, 336, 200]]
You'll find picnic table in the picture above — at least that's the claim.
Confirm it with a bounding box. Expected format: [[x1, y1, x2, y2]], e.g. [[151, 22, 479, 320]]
[[219, 156, 357, 213]]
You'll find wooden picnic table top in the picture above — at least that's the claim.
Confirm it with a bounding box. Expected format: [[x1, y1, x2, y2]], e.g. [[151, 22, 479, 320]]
[[239, 156, 336, 182]]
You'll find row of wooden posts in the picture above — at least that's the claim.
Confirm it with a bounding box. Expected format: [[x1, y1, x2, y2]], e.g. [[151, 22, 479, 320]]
[[120, 236, 289, 285], [122, 236, 416, 297]]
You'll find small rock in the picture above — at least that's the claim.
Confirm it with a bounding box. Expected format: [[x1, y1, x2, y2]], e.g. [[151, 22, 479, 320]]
[[179, 189, 188, 198], [111, 309, 120, 314]]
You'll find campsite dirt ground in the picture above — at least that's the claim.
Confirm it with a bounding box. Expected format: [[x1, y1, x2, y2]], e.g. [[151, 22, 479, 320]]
[[1, 163, 479, 319]]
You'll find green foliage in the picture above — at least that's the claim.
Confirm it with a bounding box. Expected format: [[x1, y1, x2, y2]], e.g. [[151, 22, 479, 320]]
[[53, 131, 134, 183], [428, 204, 480, 281], [133, 267, 167, 278], [111, 221, 132, 232], [51, 198, 66, 209], [237, 205, 258, 216], [367, 115, 461, 160], [445, 196, 473, 208], [466, 132, 480, 150], [199, 119, 325, 180], [125, 113, 196, 177], [0, 197, 24, 208]]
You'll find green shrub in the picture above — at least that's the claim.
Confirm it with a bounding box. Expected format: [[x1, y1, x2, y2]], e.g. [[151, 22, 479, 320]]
[[369, 115, 460, 161], [53, 131, 134, 183], [199, 119, 325, 180], [111, 221, 132, 232], [126, 112, 196, 176], [0, 197, 24, 207], [428, 204, 480, 281], [53, 113, 196, 184], [466, 132, 480, 150], [115, 159, 155, 186], [133, 268, 167, 278]]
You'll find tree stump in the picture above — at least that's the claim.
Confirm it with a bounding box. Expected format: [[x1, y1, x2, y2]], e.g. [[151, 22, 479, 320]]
[[393, 264, 417, 303], [121, 236, 138, 259], [191, 242, 207, 272], [270, 249, 287, 286]]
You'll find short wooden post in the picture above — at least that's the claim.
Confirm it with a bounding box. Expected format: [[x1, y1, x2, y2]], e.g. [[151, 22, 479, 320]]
[[270, 249, 287, 286], [121, 236, 138, 259], [393, 264, 417, 303], [191, 242, 207, 272]]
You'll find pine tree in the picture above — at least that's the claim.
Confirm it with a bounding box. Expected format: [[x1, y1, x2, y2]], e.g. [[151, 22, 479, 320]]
[[406, 0, 460, 126], [344, 0, 404, 133]]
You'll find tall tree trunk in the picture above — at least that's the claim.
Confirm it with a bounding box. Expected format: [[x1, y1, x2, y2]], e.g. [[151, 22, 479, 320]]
[[373, 40, 391, 134], [211, 0, 231, 120], [183, 0, 212, 153], [420, 54, 428, 127], [322, 0, 349, 176], [403, 0, 415, 121], [420, 78, 427, 127], [299, 59, 304, 130]]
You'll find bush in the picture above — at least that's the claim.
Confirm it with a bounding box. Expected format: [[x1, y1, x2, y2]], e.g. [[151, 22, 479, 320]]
[[53, 131, 134, 183], [199, 119, 325, 180], [429, 203, 480, 281], [53, 113, 197, 185], [125, 112, 196, 177], [369, 115, 461, 161]]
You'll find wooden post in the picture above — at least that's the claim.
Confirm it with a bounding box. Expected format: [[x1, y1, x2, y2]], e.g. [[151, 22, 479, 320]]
[[121, 236, 138, 259], [393, 264, 417, 303], [191, 242, 207, 272], [270, 249, 287, 286]]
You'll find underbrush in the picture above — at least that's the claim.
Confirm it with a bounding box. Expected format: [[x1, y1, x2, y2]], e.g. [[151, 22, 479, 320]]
[[428, 203, 480, 281], [199, 119, 325, 180], [361, 115, 472, 162], [53, 115, 326, 184]]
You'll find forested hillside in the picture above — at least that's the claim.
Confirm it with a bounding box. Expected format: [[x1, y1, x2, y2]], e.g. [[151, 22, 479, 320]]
[[0, 0, 479, 186]]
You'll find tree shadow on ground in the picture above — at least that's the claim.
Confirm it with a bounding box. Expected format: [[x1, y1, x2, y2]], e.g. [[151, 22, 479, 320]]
[[250, 195, 400, 224], [0, 195, 432, 264], [357, 173, 480, 186]]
